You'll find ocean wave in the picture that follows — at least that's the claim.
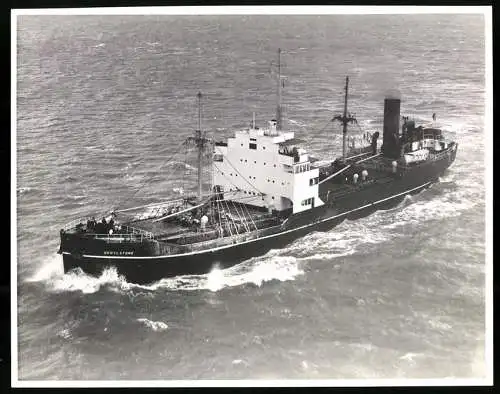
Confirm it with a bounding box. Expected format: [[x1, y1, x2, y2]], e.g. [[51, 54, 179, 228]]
[[285, 225, 389, 261], [128, 255, 304, 292], [399, 352, 424, 363], [17, 186, 32, 195], [136, 318, 168, 332], [25, 254, 64, 283], [415, 99, 448, 108], [165, 161, 196, 171], [47, 266, 126, 294], [39, 254, 303, 295], [288, 119, 306, 127], [57, 328, 72, 340], [427, 318, 453, 332], [65, 194, 87, 201]]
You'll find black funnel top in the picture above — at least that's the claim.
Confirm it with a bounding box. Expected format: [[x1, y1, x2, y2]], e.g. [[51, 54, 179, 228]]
[[381, 98, 401, 159]]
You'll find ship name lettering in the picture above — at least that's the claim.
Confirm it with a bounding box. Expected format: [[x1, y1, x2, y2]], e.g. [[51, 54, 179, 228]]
[[103, 250, 134, 256]]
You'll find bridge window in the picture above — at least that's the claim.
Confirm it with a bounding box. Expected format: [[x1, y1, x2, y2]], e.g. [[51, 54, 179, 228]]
[[309, 177, 319, 186], [249, 143, 257, 150], [301, 198, 313, 206]]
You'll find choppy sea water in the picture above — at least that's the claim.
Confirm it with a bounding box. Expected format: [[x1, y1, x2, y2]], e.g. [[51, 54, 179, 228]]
[[16, 14, 486, 380]]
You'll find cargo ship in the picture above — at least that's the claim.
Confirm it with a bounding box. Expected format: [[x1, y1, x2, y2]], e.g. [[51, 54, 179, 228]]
[[58, 49, 458, 284]]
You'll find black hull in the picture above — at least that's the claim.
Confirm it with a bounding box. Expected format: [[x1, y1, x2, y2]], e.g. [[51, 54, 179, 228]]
[[62, 181, 428, 284], [61, 145, 457, 284]]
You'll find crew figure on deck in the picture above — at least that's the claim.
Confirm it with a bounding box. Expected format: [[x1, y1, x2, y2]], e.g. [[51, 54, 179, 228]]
[[86, 217, 97, 232]]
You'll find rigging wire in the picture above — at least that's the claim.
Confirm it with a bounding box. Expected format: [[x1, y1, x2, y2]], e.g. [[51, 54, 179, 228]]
[[211, 161, 263, 200], [109, 138, 188, 213], [214, 146, 265, 196]]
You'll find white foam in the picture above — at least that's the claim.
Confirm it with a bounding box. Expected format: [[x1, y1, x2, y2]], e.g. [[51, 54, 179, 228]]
[[134, 255, 304, 292], [57, 328, 72, 340], [25, 254, 64, 282], [48, 266, 126, 294], [17, 186, 32, 195], [399, 352, 424, 363], [288, 119, 306, 127], [136, 318, 168, 332], [427, 319, 453, 331], [38, 252, 303, 294]]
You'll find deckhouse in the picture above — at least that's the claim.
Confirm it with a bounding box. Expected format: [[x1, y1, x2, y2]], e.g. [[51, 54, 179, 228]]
[[213, 119, 324, 214]]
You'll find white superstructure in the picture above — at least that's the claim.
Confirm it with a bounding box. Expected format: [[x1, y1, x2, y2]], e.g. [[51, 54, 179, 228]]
[[213, 120, 324, 214]]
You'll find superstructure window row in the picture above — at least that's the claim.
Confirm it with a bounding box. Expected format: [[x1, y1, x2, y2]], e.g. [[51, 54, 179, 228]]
[[294, 163, 311, 173], [301, 198, 314, 206]]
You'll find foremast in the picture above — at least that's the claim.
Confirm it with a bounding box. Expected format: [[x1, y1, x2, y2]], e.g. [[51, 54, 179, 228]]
[[186, 91, 212, 202]]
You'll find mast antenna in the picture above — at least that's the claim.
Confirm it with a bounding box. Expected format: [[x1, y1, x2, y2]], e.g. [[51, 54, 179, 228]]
[[276, 48, 283, 131], [333, 76, 357, 162]]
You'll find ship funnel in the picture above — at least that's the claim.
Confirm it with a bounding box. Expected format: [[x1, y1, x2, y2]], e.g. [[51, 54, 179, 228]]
[[381, 97, 401, 159]]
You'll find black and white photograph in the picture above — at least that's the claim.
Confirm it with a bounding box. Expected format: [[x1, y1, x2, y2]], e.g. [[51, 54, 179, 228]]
[[12, 6, 492, 386]]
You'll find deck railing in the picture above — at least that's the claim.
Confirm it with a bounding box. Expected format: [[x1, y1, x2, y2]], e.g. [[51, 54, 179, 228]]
[[91, 230, 154, 243], [64, 218, 155, 241], [63, 217, 92, 231]]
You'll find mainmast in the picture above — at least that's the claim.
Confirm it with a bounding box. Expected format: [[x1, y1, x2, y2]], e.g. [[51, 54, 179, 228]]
[[333, 76, 357, 162]]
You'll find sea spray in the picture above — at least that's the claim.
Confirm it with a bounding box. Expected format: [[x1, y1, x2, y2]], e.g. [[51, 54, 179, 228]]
[[136, 318, 169, 332]]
